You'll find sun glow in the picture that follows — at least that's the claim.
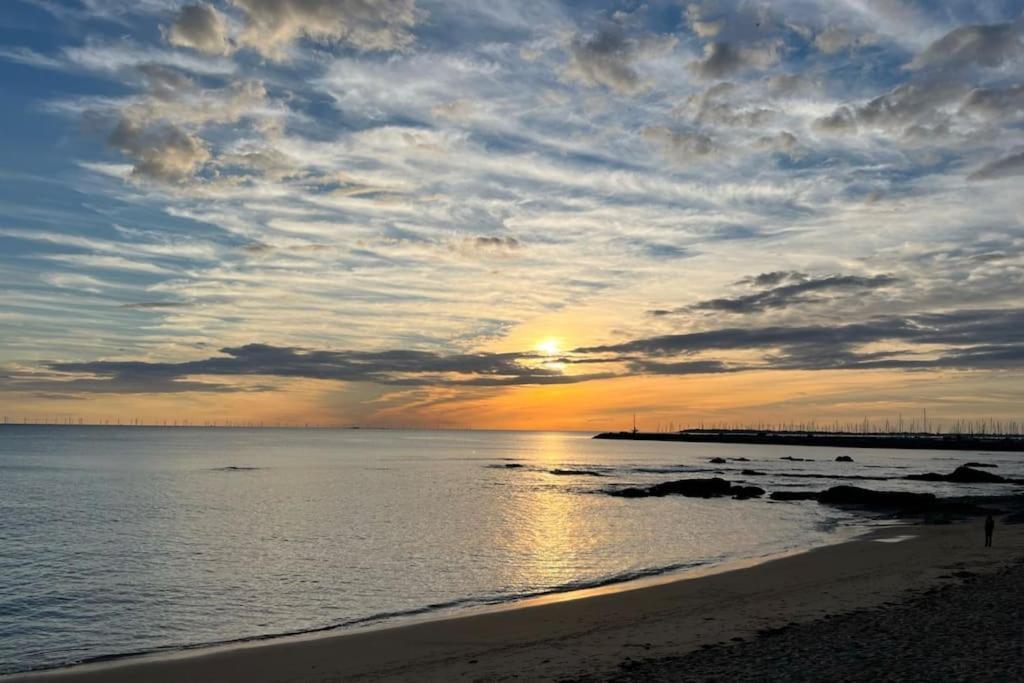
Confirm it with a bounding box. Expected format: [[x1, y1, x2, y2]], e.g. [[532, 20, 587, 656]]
[[536, 338, 561, 356]]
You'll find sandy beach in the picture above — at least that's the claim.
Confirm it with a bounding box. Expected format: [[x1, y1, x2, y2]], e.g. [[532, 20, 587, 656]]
[[8, 512, 1021, 683]]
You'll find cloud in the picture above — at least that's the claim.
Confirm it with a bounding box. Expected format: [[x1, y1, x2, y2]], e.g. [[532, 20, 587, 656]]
[[31, 343, 611, 393], [127, 69, 268, 127], [968, 150, 1024, 181], [814, 81, 966, 135], [909, 19, 1024, 71], [683, 1, 788, 43], [575, 307, 1024, 374], [959, 84, 1024, 120], [754, 131, 801, 156], [683, 82, 776, 127], [19, 306, 1024, 395], [641, 126, 714, 161], [452, 235, 521, 258], [689, 42, 780, 80], [640, 243, 690, 260], [688, 273, 898, 313], [740, 271, 804, 287], [0, 46, 65, 69], [87, 64, 272, 184], [431, 99, 475, 122], [120, 301, 193, 309], [814, 25, 876, 54], [230, 0, 419, 59], [565, 25, 676, 93], [108, 117, 211, 183], [165, 2, 230, 56]]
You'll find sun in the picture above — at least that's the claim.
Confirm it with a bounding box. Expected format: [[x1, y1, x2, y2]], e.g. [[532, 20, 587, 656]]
[[536, 338, 561, 356]]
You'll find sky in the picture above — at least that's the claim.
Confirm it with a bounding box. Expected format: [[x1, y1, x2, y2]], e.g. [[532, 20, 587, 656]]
[[1, 0, 1023, 430]]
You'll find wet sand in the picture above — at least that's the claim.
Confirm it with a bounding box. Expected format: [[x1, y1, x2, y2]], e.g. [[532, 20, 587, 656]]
[[7, 518, 1021, 682]]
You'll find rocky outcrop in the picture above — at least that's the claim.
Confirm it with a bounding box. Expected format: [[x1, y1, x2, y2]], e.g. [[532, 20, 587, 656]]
[[709, 457, 728, 464], [835, 455, 854, 462], [906, 466, 1008, 484], [741, 469, 766, 476], [730, 485, 766, 499], [608, 478, 733, 499], [817, 486, 936, 508], [781, 456, 813, 462]]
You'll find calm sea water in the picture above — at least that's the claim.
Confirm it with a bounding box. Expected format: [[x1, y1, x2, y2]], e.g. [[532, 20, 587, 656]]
[[1, 426, 1020, 674]]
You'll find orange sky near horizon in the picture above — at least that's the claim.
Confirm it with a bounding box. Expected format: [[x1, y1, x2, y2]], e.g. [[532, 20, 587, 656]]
[[8, 367, 1023, 433]]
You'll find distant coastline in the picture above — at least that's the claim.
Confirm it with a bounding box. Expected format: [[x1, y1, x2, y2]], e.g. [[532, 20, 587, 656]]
[[594, 429, 1024, 452]]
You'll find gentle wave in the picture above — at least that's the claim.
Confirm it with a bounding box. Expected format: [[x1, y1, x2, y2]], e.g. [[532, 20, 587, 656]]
[[23, 558, 718, 675]]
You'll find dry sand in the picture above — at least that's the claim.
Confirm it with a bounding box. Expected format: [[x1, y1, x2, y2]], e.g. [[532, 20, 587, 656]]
[[7, 517, 1022, 682]]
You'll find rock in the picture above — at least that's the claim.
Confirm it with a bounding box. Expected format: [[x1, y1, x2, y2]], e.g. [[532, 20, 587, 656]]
[[906, 466, 1006, 484], [503, 463, 524, 468], [741, 469, 766, 476], [607, 477, 733, 499], [730, 485, 766, 499], [817, 485, 936, 508], [769, 491, 820, 501], [610, 487, 647, 498], [835, 455, 854, 462], [709, 457, 728, 464], [781, 456, 813, 462], [732, 457, 751, 462], [549, 469, 604, 476]]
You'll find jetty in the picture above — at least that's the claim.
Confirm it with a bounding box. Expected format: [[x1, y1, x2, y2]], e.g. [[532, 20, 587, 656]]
[[593, 428, 1024, 452]]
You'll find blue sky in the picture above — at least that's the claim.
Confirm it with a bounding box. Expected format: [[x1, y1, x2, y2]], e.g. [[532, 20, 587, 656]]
[[1, 0, 1023, 428]]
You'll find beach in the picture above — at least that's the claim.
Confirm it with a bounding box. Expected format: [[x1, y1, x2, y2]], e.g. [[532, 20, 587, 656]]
[[9, 515, 1021, 682]]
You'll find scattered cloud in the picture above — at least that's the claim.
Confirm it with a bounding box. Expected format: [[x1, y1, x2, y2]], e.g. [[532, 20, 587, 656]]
[[165, 3, 231, 56], [565, 24, 676, 93], [2, 0, 1024, 424], [689, 41, 780, 80], [968, 150, 1024, 181], [814, 25, 876, 54], [230, 0, 419, 59], [689, 273, 898, 313], [641, 126, 714, 161], [909, 19, 1024, 71], [108, 118, 211, 183]]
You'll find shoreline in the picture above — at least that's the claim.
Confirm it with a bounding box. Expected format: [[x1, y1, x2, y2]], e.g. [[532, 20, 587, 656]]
[[2, 522, 869, 678], [7, 516, 1018, 683]]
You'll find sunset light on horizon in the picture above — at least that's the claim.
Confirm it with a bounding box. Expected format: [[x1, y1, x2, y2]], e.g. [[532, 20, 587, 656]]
[[2, 1, 1023, 431]]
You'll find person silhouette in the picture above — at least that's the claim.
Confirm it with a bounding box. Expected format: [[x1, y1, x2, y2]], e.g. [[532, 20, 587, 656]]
[[984, 514, 995, 547]]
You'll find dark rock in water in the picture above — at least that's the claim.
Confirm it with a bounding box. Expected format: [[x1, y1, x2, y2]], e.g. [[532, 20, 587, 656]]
[[965, 462, 998, 468], [504, 463, 525, 468], [212, 466, 260, 471], [778, 472, 890, 481], [732, 457, 751, 462], [906, 466, 1006, 484], [781, 456, 813, 462], [550, 469, 604, 477], [770, 491, 820, 501], [817, 485, 936, 508], [741, 469, 766, 476], [611, 487, 648, 498], [709, 457, 728, 464], [607, 477, 733, 499], [730, 485, 765, 499], [835, 455, 854, 462]]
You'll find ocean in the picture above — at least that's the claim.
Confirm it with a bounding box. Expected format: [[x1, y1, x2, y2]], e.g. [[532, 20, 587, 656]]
[[1, 426, 1019, 674]]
